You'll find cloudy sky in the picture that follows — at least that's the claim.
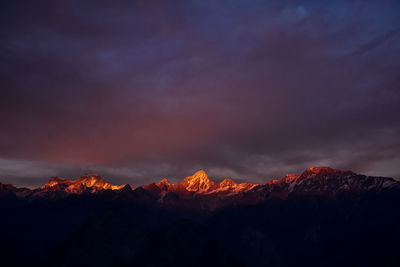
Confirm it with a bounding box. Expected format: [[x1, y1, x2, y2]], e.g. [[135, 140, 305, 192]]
[[1, 0, 399, 188]]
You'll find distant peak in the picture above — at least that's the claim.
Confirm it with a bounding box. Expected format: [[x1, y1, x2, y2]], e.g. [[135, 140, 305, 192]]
[[159, 178, 171, 185], [75, 174, 107, 188], [219, 178, 237, 187], [120, 184, 133, 192], [42, 177, 72, 188], [157, 178, 172, 189], [41, 174, 125, 192], [193, 170, 208, 178], [301, 166, 353, 178], [182, 170, 214, 192], [77, 174, 104, 181], [307, 166, 335, 173]]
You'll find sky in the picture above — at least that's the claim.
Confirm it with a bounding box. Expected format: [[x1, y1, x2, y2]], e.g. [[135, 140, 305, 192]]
[[0, 0, 399, 188]]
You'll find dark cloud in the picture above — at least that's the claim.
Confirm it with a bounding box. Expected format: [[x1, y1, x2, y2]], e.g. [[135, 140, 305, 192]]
[[1, 0, 400, 187]]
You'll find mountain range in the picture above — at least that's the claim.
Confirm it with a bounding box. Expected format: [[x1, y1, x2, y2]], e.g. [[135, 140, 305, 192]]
[[1, 166, 398, 210], [1, 166, 399, 267]]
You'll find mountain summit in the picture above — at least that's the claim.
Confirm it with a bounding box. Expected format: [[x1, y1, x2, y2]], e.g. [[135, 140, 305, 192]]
[[301, 166, 353, 177], [182, 170, 215, 192], [42, 174, 125, 193]]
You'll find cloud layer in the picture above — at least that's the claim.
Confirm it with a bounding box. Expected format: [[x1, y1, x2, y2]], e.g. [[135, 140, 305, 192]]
[[1, 0, 399, 187]]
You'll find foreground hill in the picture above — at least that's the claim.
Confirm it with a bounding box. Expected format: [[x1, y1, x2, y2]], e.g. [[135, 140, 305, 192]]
[[1, 167, 399, 267]]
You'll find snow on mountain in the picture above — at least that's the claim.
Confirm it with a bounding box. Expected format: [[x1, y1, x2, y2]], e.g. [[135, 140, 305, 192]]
[[1, 167, 399, 210]]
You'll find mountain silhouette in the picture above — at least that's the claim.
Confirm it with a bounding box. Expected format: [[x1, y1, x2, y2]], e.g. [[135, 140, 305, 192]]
[[0, 167, 399, 267]]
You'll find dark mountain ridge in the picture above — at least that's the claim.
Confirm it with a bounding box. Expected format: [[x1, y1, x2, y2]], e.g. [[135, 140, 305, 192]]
[[1, 167, 399, 267]]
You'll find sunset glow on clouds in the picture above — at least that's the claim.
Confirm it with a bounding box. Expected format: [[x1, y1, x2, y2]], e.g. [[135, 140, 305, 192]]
[[0, 0, 399, 187]]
